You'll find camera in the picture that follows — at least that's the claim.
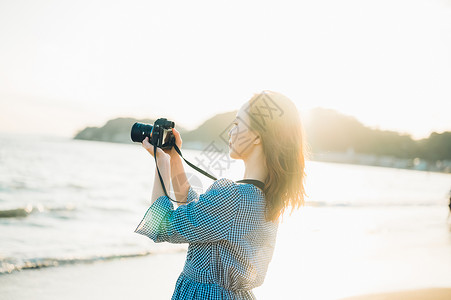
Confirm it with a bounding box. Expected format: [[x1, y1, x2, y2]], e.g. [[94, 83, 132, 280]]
[[130, 118, 175, 150]]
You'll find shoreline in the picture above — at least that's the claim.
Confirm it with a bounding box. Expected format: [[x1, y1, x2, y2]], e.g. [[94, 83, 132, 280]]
[[1, 253, 450, 300], [0, 252, 187, 300]]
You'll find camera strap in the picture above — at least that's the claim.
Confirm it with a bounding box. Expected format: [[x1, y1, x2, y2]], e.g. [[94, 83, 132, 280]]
[[173, 144, 218, 181], [236, 179, 265, 191], [153, 144, 218, 203], [153, 145, 265, 203]]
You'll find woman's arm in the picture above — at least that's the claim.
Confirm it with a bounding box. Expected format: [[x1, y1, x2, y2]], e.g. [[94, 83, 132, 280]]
[[142, 137, 172, 204], [135, 178, 242, 244], [169, 154, 190, 203], [142, 129, 190, 204], [163, 128, 191, 204], [150, 159, 171, 204]]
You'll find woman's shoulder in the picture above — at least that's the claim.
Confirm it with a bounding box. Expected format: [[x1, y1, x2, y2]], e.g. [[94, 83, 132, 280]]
[[205, 178, 239, 193], [211, 177, 238, 187], [207, 178, 264, 202], [210, 178, 262, 192], [199, 178, 240, 200]]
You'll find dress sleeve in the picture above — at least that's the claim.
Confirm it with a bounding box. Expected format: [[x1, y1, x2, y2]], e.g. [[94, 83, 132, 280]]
[[134, 178, 241, 244], [185, 184, 199, 204]]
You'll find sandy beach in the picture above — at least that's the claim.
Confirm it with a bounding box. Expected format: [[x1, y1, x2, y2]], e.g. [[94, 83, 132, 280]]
[[2, 206, 451, 300], [1, 252, 451, 300]]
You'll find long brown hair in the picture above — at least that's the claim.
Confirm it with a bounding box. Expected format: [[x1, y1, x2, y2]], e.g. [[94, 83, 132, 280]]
[[246, 91, 307, 222]]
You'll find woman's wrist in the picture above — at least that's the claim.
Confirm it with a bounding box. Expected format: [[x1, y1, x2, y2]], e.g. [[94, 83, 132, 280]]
[[170, 152, 182, 166]]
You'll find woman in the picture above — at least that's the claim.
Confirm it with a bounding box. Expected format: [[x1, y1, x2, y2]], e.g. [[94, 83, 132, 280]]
[[135, 91, 307, 299]]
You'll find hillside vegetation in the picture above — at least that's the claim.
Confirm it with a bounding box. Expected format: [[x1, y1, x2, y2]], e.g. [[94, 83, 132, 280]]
[[74, 109, 451, 164]]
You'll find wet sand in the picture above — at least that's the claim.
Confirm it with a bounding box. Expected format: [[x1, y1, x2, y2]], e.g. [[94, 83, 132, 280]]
[[0, 253, 186, 300], [2, 206, 450, 299], [2, 254, 450, 300]]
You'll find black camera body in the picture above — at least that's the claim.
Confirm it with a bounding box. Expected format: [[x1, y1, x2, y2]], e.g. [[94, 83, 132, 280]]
[[130, 118, 175, 150]]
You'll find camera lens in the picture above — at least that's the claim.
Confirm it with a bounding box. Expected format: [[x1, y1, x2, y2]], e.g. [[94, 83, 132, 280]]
[[131, 122, 153, 143]]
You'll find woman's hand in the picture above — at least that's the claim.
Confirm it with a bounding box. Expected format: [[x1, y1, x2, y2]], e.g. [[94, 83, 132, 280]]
[[142, 127, 182, 160], [142, 137, 171, 163], [163, 128, 182, 158]]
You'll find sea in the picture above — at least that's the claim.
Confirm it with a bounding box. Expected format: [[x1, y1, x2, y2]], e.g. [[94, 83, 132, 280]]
[[1, 132, 450, 295]]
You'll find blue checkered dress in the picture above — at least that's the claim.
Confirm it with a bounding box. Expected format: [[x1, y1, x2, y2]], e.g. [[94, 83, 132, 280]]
[[135, 178, 278, 299]]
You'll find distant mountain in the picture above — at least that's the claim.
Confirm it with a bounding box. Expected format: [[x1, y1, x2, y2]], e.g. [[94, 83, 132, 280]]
[[74, 109, 451, 164], [181, 111, 237, 151], [305, 108, 418, 158]]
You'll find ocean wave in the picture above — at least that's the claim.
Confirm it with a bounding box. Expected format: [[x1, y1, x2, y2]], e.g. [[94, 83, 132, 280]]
[[0, 205, 33, 218], [0, 203, 77, 218], [0, 249, 186, 275]]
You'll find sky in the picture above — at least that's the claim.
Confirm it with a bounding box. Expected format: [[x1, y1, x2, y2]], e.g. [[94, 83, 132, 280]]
[[0, 0, 450, 140]]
